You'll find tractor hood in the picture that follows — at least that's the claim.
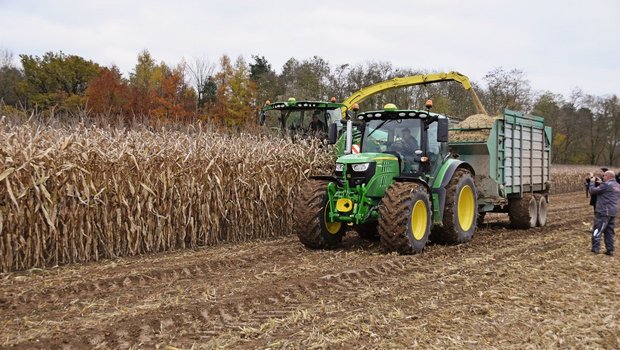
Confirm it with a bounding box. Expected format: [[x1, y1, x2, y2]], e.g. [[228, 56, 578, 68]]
[[336, 153, 398, 164]]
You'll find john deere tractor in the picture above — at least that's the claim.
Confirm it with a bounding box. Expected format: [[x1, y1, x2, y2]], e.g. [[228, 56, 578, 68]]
[[295, 102, 478, 253], [259, 98, 345, 139]]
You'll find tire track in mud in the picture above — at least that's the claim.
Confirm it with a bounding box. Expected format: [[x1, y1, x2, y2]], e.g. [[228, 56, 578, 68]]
[[1, 243, 305, 318], [67, 208, 585, 348], [4, 192, 592, 348]]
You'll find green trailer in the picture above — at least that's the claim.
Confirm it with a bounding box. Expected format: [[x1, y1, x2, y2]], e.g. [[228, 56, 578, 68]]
[[450, 109, 552, 227]]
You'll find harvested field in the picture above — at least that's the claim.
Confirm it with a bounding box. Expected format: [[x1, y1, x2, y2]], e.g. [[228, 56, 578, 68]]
[[1, 191, 619, 349]]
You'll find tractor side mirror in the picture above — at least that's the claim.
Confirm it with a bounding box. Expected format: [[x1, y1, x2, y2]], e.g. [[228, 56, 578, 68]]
[[437, 118, 449, 142], [328, 123, 338, 144]]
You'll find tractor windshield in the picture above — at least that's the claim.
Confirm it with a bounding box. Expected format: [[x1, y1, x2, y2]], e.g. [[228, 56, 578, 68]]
[[362, 119, 422, 153], [277, 108, 340, 136], [362, 119, 423, 171]]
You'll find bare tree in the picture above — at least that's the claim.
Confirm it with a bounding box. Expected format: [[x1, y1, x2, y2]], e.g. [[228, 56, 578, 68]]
[[186, 56, 215, 111], [481, 67, 532, 115], [0, 48, 14, 68]]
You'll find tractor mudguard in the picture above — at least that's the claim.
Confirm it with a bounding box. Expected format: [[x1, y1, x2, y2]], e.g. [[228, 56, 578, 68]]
[[393, 176, 431, 194], [310, 175, 344, 187], [431, 159, 475, 223]]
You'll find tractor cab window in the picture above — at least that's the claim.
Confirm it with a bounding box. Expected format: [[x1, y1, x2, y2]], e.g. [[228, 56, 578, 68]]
[[427, 118, 445, 173], [284, 110, 305, 132], [284, 108, 335, 136], [362, 119, 422, 172]]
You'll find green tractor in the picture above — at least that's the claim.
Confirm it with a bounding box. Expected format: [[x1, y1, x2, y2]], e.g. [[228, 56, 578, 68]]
[[295, 100, 552, 253], [295, 102, 477, 252], [258, 97, 345, 140]]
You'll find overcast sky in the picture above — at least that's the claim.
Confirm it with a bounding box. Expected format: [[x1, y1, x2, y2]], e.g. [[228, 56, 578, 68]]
[[0, 0, 618, 97]]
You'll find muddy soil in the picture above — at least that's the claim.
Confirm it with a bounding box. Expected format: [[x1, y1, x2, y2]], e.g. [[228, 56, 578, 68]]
[[1, 192, 619, 349]]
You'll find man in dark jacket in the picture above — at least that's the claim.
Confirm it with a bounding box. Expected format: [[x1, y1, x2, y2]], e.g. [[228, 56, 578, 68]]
[[589, 170, 620, 256], [587, 168, 608, 212]]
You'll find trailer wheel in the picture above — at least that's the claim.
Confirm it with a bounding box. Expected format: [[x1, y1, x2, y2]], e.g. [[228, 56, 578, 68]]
[[355, 223, 379, 240], [378, 182, 431, 254], [535, 194, 548, 227], [294, 180, 345, 249], [509, 194, 538, 229], [432, 168, 478, 244]]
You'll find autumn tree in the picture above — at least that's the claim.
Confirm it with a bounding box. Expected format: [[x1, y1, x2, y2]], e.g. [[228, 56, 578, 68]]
[[20, 51, 100, 109], [601, 95, 620, 165], [151, 63, 196, 121], [212, 55, 256, 127], [127, 50, 161, 115], [250, 55, 281, 106], [85, 65, 128, 115]]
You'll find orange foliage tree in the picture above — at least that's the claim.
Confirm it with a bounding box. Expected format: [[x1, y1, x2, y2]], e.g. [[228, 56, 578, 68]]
[[151, 64, 196, 121], [125, 50, 196, 121], [85, 66, 128, 114]]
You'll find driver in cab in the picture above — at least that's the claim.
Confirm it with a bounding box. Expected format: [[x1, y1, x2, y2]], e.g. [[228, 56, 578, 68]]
[[399, 128, 419, 153], [388, 128, 419, 172]]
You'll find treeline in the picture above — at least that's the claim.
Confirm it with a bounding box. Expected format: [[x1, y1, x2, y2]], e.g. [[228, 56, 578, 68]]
[[0, 49, 619, 165]]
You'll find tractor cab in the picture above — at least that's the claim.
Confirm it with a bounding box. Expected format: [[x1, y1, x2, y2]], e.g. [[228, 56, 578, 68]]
[[259, 98, 344, 140], [335, 103, 450, 184]]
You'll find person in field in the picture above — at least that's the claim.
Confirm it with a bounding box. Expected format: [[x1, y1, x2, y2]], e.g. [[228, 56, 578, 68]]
[[588, 169, 620, 256]]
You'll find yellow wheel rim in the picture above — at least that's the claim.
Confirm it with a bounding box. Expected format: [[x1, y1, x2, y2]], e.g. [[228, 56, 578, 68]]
[[410, 199, 428, 240], [324, 204, 342, 234], [458, 185, 475, 231]]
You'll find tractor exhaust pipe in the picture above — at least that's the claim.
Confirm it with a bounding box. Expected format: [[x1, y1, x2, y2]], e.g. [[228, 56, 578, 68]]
[[345, 119, 353, 154]]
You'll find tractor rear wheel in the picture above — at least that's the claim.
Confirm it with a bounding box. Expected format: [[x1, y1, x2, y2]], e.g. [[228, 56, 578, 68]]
[[294, 180, 345, 249], [355, 223, 379, 240], [378, 182, 432, 254], [535, 194, 548, 227], [432, 168, 478, 244], [509, 194, 538, 229]]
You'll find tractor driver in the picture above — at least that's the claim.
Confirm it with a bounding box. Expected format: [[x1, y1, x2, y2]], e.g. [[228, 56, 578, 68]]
[[400, 128, 419, 152], [309, 110, 325, 134], [388, 128, 420, 172]]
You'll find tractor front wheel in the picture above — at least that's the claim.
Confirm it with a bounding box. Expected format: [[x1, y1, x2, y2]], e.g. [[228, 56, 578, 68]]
[[378, 182, 432, 254], [294, 180, 345, 249], [432, 168, 478, 244]]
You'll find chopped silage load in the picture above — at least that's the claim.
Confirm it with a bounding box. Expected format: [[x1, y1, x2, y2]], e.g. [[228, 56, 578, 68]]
[[449, 113, 503, 142]]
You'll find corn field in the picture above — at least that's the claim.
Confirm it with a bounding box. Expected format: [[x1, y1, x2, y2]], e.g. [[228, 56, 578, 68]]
[[551, 164, 599, 194], [0, 120, 601, 272], [0, 121, 332, 272]]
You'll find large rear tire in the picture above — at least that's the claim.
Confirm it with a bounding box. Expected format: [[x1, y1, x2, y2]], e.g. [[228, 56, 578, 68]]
[[378, 182, 432, 254], [294, 180, 345, 249], [432, 168, 478, 244], [509, 194, 538, 229], [535, 194, 548, 227]]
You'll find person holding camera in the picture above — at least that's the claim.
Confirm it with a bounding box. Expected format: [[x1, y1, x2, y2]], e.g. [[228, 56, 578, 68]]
[[588, 169, 620, 256]]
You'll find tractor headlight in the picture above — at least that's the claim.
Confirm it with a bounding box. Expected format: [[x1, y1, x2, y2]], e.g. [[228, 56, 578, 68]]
[[351, 163, 370, 172], [335, 163, 344, 172]]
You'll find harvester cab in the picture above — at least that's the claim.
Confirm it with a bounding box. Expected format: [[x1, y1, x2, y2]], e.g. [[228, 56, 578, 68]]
[[259, 98, 345, 140]]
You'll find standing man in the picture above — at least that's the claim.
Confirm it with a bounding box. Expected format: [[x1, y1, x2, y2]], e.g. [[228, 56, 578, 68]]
[[589, 170, 620, 256]]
